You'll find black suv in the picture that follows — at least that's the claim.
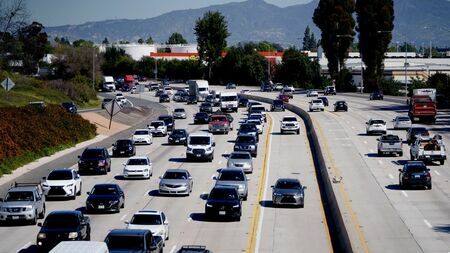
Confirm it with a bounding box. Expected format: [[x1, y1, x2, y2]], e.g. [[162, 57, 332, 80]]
[[194, 112, 210, 124], [187, 95, 197, 104], [78, 148, 111, 175], [238, 97, 249, 108], [234, 135, 258, 157], [105, 229, 164, 253], [334, 101, 348, 112], [36, 210, 91, 251], [199, 102, 213, 113], [399, 161, 432, 189], [237, 123, 259, 142], [158, 115, 175, 131], [168, 129, 188, 145], [112, 139, 136, 157], [159, 94, 170, 103], [370, 91, 384, 100], [271, 99, 285, 111], [86, 184, 125, 213], [61, 102, 77, 113], [205, 186, 242, 221]]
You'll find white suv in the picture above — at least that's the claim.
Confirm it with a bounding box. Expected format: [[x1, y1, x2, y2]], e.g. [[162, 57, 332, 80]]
[[126, 210, 169, 243], [280, 116, 300, 134], [186, 132, 215, 162], [366, 119, 387, 135], [132, 129, 153, 145], [148, 120, 167, 136], [309, 99, 325, 112], [123, 156, 153, 179], [42, 168, 82, 199]]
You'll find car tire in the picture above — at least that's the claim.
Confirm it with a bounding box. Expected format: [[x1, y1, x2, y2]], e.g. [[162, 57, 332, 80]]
[[31, 212, 37, 225], [299, 204, 304, 208], [378, 150, 382, 157], [121, 202, 125, 208], [399, 152, 403, 157], [296, 129, 300, 135], [427, 183, 432, 190], [71, 187, 77, 200], [39, 205, 45, 219], [440, 160, 444, 165], [243, 195, 248, 201], [281, 130, 284, 134], [85, 227, 91, 241]]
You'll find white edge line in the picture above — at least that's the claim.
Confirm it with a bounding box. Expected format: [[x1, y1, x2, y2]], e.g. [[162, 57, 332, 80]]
[[120, 214, 127, 221], [401, 190, 408, 198], [218, 160, 223, 165], [187, 217, 192, 222], [423, 219, 433, 228], [16, 242, 32, 252], [378, 160, 383, 165], [434, 170, 441, 176], [169, 245, 177, 253]]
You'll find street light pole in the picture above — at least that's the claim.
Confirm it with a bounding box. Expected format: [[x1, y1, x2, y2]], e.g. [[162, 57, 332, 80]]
[[404, 41, 408, 97]]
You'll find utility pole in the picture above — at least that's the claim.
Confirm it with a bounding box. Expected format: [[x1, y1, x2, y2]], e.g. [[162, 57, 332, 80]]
[[404, 41, 408, 97], [92, 48, 95, 90], [429, 41, 432, 59]]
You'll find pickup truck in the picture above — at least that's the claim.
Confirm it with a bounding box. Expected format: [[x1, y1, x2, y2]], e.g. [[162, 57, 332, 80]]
[[377, 134, 403, 156], [209, 114, 231, 134], [408, 95, 436, 123], [105, 229, 164, 253], [410, 135, 446, 165]]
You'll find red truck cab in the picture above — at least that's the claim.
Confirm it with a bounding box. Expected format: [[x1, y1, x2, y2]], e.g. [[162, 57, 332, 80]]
[[208, 115, 231, 134], [123, 75, 135, 91], [408, 95, 436, 123]]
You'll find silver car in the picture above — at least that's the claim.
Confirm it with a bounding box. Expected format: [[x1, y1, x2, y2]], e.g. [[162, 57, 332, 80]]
[[214, 168, 249, 200], [393, 116, 412, 130], [227, 151, 253, 173], [158, 169, 193, 196], [173, 108, 187, 119], [271, 178, 306, 208]]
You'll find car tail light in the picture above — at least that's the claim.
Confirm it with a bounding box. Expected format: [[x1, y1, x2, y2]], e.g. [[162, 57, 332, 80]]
[[98, 160, 106, 166], [426, 172, 431, 178]]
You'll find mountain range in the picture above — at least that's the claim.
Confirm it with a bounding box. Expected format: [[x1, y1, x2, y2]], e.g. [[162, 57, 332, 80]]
[[45, 0, 450, 47]]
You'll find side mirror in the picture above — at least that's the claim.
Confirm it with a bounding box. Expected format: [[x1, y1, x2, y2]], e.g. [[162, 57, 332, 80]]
[[212, 142, 216, 147], [86, 192, 90, 195], [164, 221, 169, 225], [376, 138, 380, 141], [188, 176, 193, 180], [37, 222, 42, 227], [212, 176, 217, 180], [184, 142, 187, 146], [303, 186, 308, 190], [427, 168, 431, 171], [270, 185, 274, 188], [124, 220, 130, 224], [158, 176, 162, 179], [42, 177, 46, 180], [398, 169, 402, 172], [112, 143, 115, 146], [77, 155, 81, 158], [122, 163, 126, 166], [246, 177, 250, 181], [365, 122, 369, 124], [0, 198, 3, 202]]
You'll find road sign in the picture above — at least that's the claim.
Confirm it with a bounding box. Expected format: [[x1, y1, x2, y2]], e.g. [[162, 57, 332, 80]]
[[104, 99, 122, 116], [1, 78, 15, 91]]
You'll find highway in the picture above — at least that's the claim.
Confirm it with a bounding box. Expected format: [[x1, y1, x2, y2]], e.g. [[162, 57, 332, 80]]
[[0, 89, 331, 253]]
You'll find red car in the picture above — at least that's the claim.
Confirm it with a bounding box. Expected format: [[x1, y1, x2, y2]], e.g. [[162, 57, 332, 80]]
[[278, 94, 289, 103]]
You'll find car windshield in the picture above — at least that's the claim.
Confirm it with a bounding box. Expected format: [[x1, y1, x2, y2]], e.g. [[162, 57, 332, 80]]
[[398, 117, 410, 121], [44, 214, 79, 229], [405, 165, 427, 173], [106, 235, 145, 250], [172, 130, 186, 135], [134, 130, 149, 135], [164, 171, 188, 179], [127, 159, 148, 166], [381, 135, 400, 141], [82, 149, 104, 158], [201, 103, 212, 107], [174, 109, 185, 112], [273, 100, 283, 105], [189, 136, 210, 145], [62, 102, 74, 107], [283, 117, 297, 122], [236, 136, 255, 143], [370, 120, 385, 124], [48, 170, 73, 180], [230, 153, 251, 159], [276, 180, 301, 189], [91, 186, 118, 195], [116, 140, 132, 147], [218, 171, 245, 181], [151, 122, 164, 127], [312, 100, 322, 103], [209, 189, 238, 200], [240, 124, 256, 131], [5, 191, 34, 201], [221, 96, 237, 102], [130, 214, 162, 225], [196, 113, 208, 118], [211, 116, 227, 122]]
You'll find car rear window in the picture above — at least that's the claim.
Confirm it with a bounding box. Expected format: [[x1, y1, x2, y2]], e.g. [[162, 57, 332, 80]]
[[371, 120, 385, 124], [130, 214, 162, 225], [405, 165, 427, 173], [230, 153, 251, 159], [164, 171, 188, 179], [106, 235, 145, 250], [48, 170, 73, 180], [218, 171, 245, 181], [82, 149, 104, 158], [381, 135, 400, 141], [127, 159, 148, 166], [44, 214, 79, 229]]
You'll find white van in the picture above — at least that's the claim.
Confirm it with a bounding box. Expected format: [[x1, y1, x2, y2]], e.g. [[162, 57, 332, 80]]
[[186, 131, 215, 162], [102, 76, 115, 92], [188, 80, 209, 102], [49, 241, 108, 253], [220, 92, 238, 112]]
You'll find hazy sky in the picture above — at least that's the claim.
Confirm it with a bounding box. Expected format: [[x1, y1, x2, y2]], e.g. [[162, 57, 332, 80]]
[[25, 0, 312, 27]]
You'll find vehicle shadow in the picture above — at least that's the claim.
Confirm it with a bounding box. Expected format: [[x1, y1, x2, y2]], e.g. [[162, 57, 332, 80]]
[[148, 190, 160, 197], [385, 184, 401, 190], [75, 206, 87, 214], [222, 154, 230, 158], [365, 153, 379, 158], [168, 158, 188, 163], [433, 224, 450, 234], [189, 213, 237, 223], [259, 200, 275, 208], [227, 140, 235, 143], [114, 175, 150, 181], [17, 245, 38, 253]]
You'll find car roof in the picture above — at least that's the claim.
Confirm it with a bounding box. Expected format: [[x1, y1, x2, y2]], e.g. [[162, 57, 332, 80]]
[[165, 168, 189, 173], [135, 128, 150, 132], [108, 229, 150, 236], [189, 131, 212, 137], [48, 210, 82, 216], [219, 168, 245, 173], [128, 156, 148, 160], [230, 151, 252, 155], [151, 120, 165, 124], [93, 183, 119, 188], [84, 147, 105, 151], [276, 178, 301, 183], [50, 168, 74, 173], [135, 210, 162, 215]]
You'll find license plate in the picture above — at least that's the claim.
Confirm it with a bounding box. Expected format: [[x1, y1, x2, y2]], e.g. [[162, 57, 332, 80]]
[[120, 151, 124, 154], [414, 175, 420, 179], [98, 205, 105, 209], [219, 211, 226, 215], [89, 167, 93, 170], [12, 216, 19, 220], [196, 154, 201, 157], [175, 140, 179, 142]]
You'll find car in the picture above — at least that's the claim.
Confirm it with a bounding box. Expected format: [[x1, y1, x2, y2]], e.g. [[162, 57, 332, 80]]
[[398, 161, 432, 189], [168, 129, 188, 145], [86, 184, 125, 213], [247, 101, 262, 111], [101, 98, 113, 109], [271, 178, 306, 207], [148, 120, 168, 137], [112, 139, 136, 157], [274, 83, 284, 91], [246, 119, 263, 134], [77, 147, 111, 175], [377, 134, 403, 156], [406, 127, 430, 145], [205, 186, 242, 221], [104, 229, 164, 253], [333, 101, 348, 112], [234, 135, 258, 157], [365, 119, 387, 135], [271, 99, 285, 111], [179, 93, 189, 102], [393, 116, 412, 130], [42, 169, 82, 199], [214, 168, 249, 200], [155, 89, 164, 97], [278, 94, 290, 103], [410, 135, 446, 165], [186, 132, 215, 162], [324, 86, 336, 95], [237, 123, 259, 142], [132, 129, 153, 145], [306, 90, 319, 97], [125, 210, 170, 242], [61, 102, 77, 113], [116, 93, 126, 103], [194, 112, 210, 124], [248, 105, 267, 122], [247, 113, 265, 126], [164, 87, 174, 95], [173, 90, 187, 102], [177, 245, 212, 253], [36, 211, 91, 251], [260, 83, 273, 92], [226, 83, 237, 89], [149, 83, 160, 91], [130, 87, 137, 94], [227, 151, 253, 173], [123, 156, 153, 179], [211, 111, 234, 129], [0, 183, 45, 225], [317, 96, 329, 106], [199, 102, 213, 113], [370, 90, 384, 100], [205, 94, 215, 104], [238, 97, 249, 108], [158, 169, 193, 196], [173, 108, 187, 119], [187, 95, 197, 104], [309, 99, 325, 112], [208, 114, 232, 134], [159, 94, 170, 103], [281, 87, 293, 99], [280, 116, 300, 134], [158, 115, 175, 132]]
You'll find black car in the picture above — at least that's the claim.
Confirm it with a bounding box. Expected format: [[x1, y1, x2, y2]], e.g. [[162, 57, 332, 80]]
[[399, 161, 432, 189], [199, 102, 213, 113], [406, 127, 430, 145], [179, 93, 189, 102], [86, 184, 125, 213], [194, 112, 210, 124], [205, 186, 242, 221], [271, 99, 285, 111], [187, 95, 197, 104], [237, 123, 259, 142], [334, 101, 348, 112], [370, 91, 384, 100], [234, 135, 258, 157], [101, 98, 113, 109], [226, 83, 237, 89], [260, 83, 273, 92], [158, 115, 175, 131], [105, 229, 164, 253], [78, 148, 111, 175], [112, 139, 136, 157], [317, 96, 329, 106], [36, 211, 91, 251], [168, 129, 188, 145], [159, 94, 170, 103], [178, 245, 212, 253], [61, 102, 77, 113], [324, 86, 336, 95], [238, 97, 249, 108], [206, 95, 215, 104]]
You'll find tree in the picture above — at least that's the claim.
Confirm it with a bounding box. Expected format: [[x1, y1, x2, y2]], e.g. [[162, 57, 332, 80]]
[[194, 11, 230, 80], [51, 44, 102, 80], [0, 0, 28, 36], [302, 26, 312, 50], [102, 37, 109, 45], [17, 21, 50, 74], [356, 0, 394, 92], [309, 33, 318, 51], [137, 38, 144, 44], [166, 32, 187, 44], [145, 36, 154, 44], [73, 39, 94, 48], [313, 0, 356, 78]]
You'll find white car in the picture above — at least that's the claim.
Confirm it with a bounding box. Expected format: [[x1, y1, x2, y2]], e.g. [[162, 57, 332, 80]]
[[307, 90, 319, 97], [123, 156, 152, 179], [280, 116, 300, 134], [126, 210, 170, 242], [116, 93, 127, 104], [132, 129, 153, 145], [148, 120, 167, 136], [309, 99, 325, 111], [366, 119, 387, 135], [164, 87, 174, 95], [393, 116, 412, 129], [247, 119, 263, 134], [42, 168, 82, 199]]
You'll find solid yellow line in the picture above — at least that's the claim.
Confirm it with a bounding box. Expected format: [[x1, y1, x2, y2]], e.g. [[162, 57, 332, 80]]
[[245, 114, 272, 253], [313, 118, 370, 253]]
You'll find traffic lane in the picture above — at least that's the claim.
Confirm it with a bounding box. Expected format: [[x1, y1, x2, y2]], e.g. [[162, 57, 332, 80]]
[[258, 111, 332, 253]]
